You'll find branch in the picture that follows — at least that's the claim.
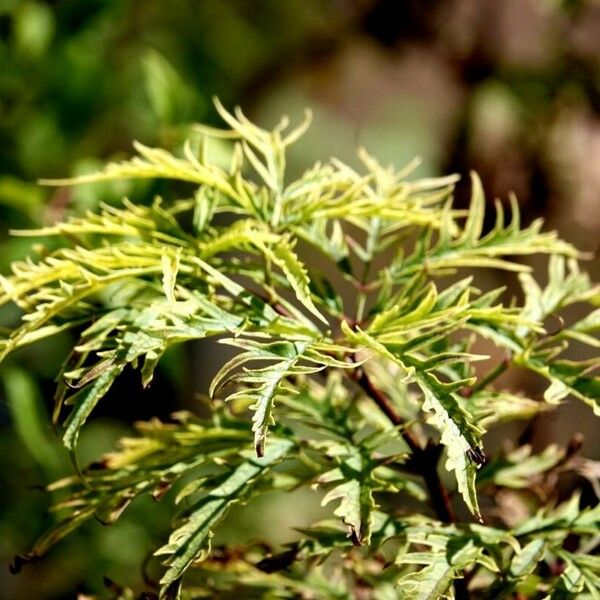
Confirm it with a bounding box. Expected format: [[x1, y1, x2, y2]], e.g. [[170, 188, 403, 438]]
[[349, 365, 471, 598], [463, 354, 510, 397], [347, 364, 456, 523], [349, 366, 420, 453]]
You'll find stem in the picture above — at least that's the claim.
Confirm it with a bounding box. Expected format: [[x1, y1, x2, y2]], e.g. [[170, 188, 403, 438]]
[[347, 364, 456, 523], [467, 355, 510, 397], [348, 366, 471, 598], [350, 366, 420, 453], [419, 444, 456, 523]]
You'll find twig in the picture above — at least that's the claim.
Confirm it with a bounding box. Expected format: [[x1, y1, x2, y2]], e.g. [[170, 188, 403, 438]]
[[348, 363, 475, 598], [347, 363, 457, 524], [464, 354, 510, 397], [349, 365, 420, 452]]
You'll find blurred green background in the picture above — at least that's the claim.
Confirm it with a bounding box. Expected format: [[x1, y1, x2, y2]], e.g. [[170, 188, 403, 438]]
[[1, 1, 600, 598]]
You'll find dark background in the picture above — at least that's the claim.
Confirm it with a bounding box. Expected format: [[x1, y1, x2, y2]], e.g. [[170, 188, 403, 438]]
[[1, 1, 599, 598]]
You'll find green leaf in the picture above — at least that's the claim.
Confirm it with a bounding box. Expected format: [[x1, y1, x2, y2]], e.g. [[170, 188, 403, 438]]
[[464, 391, 546, 430], [397, 557, 456, 600], [62, 366, 121, 451], [417, 376, 483, 520], [321, 479, 373, 545], [342, 319, 484, 518], [255, 234, 327, 324], [396, 522, 508, 599], [16, 412, 254, 567], [156, 437, 293, 595], [319, 446, 377, 546], [550, 551, 600, 600], [161, 249, 181, 303], [510, 539, 546, 578], [460, 172, 485, 245], [210, 338, 342, 456], [40, 140, 240, 204], [517, 355, 600, 416], [518, 256, 595, 338], [478, 444, 565, 489], [391, 178, 576, 283]]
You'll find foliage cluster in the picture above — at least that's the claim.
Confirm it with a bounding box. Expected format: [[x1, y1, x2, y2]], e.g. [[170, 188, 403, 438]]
[[2, 102, 600, 599]]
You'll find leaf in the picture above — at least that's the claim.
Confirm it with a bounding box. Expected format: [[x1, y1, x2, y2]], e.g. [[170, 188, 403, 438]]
[[40, 140, 240, 204], [17, 412, 254, 568], [464, 391, 546, 430], [396, 523, 506, 599], [518, 256, 595, 338], [342, 319, 484, 518], [460, 172, 485, 245], [56, 293, 245, 431], [245, 342, 310, 458], [322, 480, 368, 544], [397, 558, 456, 600], [210, 338, 343, 457], [512, 255, 600, 416], [517, 354, 600, 416], [341, 320, 414, 381], [417, 376, 483, 520], [256, 235, 327, 324], [197, 220, 327, 325], [512, 494, 600, 538], [391, 180, 576, 283], [510, 538, 546, 578], [62, 366, 121, 451], [292, 218, 350, 266], [550, 551, 600, 600], [156, 437, 293, 596], [478, 444, 565, 489], [320, 453, 376, 546], [161, 249, 181, 303], [14, 198, 193, 245]]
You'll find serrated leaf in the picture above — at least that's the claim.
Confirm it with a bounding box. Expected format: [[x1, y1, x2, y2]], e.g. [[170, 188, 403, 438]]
[[460, 172, 485, 245], [210, 339, 343, 456], [342, 319, 484, 518], [464, 391, 546, 430], [40, 140, 240, 204], [320, 474, 375, 545], [62, 366, 121, 451], [550, 551, 600, 600], [397, 558, 456, 600], [156, 437, 293, 596], [418, 378, 483, 520], [517, 354, 600, 416], [256, 235, 327, 324], [392, 183, 576, 283], [478, 444, 565, 489]]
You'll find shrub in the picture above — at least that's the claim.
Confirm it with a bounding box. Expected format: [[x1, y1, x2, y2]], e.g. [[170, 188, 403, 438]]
[[2, 101, 599, 599]]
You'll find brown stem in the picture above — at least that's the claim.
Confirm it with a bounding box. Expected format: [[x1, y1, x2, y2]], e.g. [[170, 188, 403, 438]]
[[347, 364, 456, 523], [418, 443, 457, 523], [350, 366, 420, 452], [348, 365, 471, 598]]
